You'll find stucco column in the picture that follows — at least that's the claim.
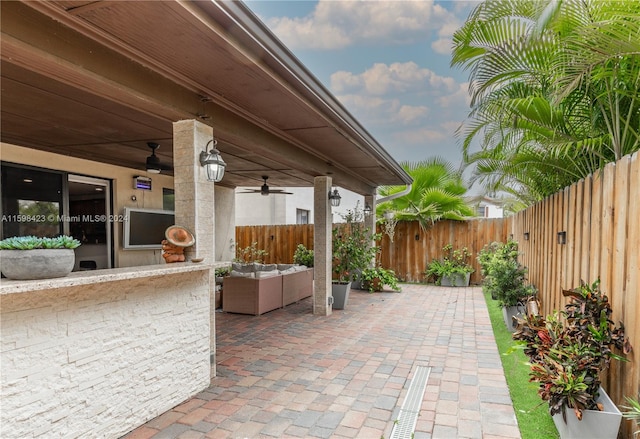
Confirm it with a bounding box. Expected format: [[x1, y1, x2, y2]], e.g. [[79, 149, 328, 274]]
[[172, 119, 216, 371], [364, 194, 377, 267], [313, 176, 332, 316]]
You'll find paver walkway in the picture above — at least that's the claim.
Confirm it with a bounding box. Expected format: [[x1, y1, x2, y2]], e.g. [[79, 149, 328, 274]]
[[122, 284, 520, 439]]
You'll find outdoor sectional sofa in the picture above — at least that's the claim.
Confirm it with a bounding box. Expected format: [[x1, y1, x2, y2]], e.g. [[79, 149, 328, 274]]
[[223, 263, 313, 315]]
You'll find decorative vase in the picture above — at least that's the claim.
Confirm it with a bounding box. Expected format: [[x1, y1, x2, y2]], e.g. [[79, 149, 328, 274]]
[[552, 387, 622, 439], [0, 249, 75, 280], [331, 281, 351, 309]]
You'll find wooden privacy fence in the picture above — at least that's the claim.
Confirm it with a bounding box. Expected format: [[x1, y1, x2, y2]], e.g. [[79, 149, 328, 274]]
[[377, 218, 509, 284], [509, 152, 639, 431], [235, 224, 314, 263], [236, 219, 509, 284]]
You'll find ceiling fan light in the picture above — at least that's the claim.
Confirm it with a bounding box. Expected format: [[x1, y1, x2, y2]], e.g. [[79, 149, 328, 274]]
[[146, 167, 161, 174]]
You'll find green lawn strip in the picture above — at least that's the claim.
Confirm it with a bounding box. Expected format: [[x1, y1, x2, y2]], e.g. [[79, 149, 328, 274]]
[[483, 291, 559, 439]]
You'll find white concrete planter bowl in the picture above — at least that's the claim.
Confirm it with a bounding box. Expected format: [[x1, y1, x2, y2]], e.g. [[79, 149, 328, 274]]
[[1, 249, 76, 280]]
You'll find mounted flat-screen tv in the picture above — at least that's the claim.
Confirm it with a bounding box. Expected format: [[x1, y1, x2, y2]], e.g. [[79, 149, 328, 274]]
[[122, 207, 175, 250]]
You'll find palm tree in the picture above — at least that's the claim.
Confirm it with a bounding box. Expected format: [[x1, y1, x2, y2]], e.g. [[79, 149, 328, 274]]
[[376, 158, 475, 231], [452, 0, 640, 205]]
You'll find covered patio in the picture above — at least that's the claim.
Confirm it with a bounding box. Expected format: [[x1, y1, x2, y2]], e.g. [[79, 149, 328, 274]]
[[124, 285, 520, 439]]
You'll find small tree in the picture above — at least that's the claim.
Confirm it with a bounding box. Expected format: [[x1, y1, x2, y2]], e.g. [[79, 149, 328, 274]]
[[332, 206, 380, 283]]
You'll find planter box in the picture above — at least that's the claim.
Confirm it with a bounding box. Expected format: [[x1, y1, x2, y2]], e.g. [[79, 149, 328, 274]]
[[331, 282, 351, 310], [441, 272, 471, 287], [502, 305, 524, 332], [552, 387, 622, 439], [0, 248, 75, 280]]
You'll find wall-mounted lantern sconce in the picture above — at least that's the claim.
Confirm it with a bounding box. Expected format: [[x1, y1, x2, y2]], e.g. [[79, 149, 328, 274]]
[[524, 232, 530, 241], [509, 234, 514, 240], [364, 203, 372, 216], [328, 188, 341, 207], [415, 234, 420, 241], [199, 138, 226, 182], [557, 231, 567, 245]]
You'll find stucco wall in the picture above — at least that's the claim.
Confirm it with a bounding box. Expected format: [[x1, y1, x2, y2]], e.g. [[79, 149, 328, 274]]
[[1, 142, 174, 267], [0, 266, 211, 438]]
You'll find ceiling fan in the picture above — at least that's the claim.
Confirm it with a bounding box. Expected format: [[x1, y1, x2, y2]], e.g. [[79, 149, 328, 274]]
[[145, 142, 172, 174], [240, 176, 293, 196]]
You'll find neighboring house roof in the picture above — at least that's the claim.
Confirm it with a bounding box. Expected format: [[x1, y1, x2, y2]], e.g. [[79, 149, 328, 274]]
[[0, 0, 411, 195]]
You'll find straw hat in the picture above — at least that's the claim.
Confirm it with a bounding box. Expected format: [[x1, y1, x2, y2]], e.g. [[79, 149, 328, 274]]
[[165, 225, 195, 247]]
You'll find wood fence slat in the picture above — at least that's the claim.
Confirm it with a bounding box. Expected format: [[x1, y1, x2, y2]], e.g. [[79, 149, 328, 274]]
[[623, 153, 639, 438], [589, 172, 603, 282]]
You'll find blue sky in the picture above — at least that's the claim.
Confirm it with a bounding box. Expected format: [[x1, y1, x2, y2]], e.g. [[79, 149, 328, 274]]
[[245, 0, 477, 171]]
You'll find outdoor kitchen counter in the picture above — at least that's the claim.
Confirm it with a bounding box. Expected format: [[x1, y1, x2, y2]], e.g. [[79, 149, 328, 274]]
[[0, 261, 229, 295], [0, 261, 228, 438]]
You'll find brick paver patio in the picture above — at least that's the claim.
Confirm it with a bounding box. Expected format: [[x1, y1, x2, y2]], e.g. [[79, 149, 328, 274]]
[[122, 284, 520, 439]]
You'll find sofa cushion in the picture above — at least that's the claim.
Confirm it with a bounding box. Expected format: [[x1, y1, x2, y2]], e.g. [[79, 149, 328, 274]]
[[231, 263, 254, 273], [255, 270, 280, 279], [255, 263, 278, 272], [277, 264, 295, 271], [229, 270, 255, 278]]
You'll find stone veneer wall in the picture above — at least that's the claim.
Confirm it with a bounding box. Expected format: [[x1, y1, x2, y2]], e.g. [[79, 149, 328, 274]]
[[1, 270, 210, 438]]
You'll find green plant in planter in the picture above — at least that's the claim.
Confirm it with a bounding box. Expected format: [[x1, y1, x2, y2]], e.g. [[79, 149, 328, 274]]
[[479, 240, 534, 306], [214, 266, 231, 278], [512, 279, 632, 422], [234, 242, 268, 263], [0, 235, 81, 249], [293, 244, 314, 267], [360, 266, 400, 292], [425, 244, 474, 285], [622, 395, 640, 436], [332, 206, 380, 283]]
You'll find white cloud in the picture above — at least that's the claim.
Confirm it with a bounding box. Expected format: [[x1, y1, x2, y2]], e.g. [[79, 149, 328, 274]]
[[331, 62, 457, 96], [265, 0, 459, 50], [431, 38, 453, 55], [437, 82, 471, 108]]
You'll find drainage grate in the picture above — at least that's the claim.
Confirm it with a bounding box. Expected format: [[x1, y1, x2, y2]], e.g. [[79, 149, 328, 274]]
[[389, 365, 431, 439]]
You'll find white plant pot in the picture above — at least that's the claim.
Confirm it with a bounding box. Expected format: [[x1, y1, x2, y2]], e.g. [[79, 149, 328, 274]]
[[1, 249, 75, 280], [552, 387, 622, 439]]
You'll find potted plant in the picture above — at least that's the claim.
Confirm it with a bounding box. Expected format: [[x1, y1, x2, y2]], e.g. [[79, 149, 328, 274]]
[[0, 235, 81, 280], [360, 266, 400, 292], [332, 206, 380, 309], [479, 240, 535, 330], [512, 279, 633, 439], [293, 244, 314, 267], [425, 244, 474, 287]]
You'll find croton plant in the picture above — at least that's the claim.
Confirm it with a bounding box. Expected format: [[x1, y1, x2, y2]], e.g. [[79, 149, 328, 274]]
[[512, 279, 632, 422]]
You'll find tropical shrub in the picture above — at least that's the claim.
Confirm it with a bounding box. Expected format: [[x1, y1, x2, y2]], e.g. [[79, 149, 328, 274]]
[[425, 244, 474, 285], [478, 240, 534, 306], [333, 206, 380, 283], [360, 266, 400, 292], [293, 244, 314, 267], [513, 279, 632, 421]]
